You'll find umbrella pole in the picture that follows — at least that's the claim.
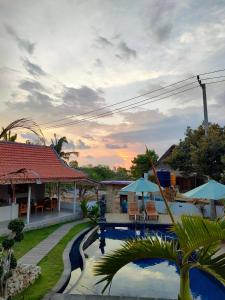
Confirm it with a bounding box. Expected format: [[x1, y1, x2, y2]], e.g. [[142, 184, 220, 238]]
[[142, 192, 144, 212]]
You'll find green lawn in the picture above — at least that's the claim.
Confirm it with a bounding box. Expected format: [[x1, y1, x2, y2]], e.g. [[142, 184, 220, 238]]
[[13, 221, 91, 300], [13, 223, 67, 259], [0, 220, 75, 259]]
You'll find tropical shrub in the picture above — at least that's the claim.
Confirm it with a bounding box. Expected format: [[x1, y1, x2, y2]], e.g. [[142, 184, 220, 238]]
[[0, 219, 25, 299]]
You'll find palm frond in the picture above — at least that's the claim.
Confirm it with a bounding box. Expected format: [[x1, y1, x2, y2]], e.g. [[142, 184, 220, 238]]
[[0, 118, 45, 144], [94, 236, 178, 293], [192, 248, 225, 286], [171, 215, 225, 259]]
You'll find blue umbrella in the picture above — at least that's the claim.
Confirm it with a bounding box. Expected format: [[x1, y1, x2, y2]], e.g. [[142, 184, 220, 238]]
[[184, 180, 225, 200], [121, 177, 159, 193], [184, 180, 225, 219], [121, 178, 160, 211]]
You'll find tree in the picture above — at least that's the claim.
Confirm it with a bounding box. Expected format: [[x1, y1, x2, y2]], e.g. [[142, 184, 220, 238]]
[[94, 215, 225, 300], [51, 133, 79, 161], [114, 167, 132, 180], [0, 129, 17, 142], [0, 219, 25, 299], [167, 123, 225, 180], [69, 160, 79, 169], [130, 149, 158, 179], [79, 165, 116, 182], [0, 118, 44, 144]]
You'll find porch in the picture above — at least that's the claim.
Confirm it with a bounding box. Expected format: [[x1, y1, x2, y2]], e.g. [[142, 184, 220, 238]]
[[0, 207, 82, 236]]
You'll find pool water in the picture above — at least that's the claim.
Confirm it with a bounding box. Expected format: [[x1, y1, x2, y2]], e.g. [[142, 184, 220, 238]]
[[66, 227, 225, 299]]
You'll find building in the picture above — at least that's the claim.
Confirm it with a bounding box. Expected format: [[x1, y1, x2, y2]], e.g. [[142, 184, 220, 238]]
[[0, 141, 92, 227]]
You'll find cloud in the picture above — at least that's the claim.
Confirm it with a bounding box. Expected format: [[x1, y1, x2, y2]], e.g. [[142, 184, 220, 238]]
[[85, 155, 94, 159], [96, 35, 113, 48], [94, 58, 103, 68], [5, 24, 35, 54], [61, 85, 107, 114], [143, 1, 182, 42], [19, 80, 45, 92], [105, 143, 127, 149], [82, 134, 95, 141], [23, 58, 46, 76], [76, 139, 91, 149], [116, 42, 137, 60]]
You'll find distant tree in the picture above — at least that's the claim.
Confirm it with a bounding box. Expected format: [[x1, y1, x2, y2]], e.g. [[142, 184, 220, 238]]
[[69, 160, 79, 169], [79, 165, 115, 181], [167, 123, 225, 180], [0, 128, 17, 142], [114, 167, 132, 180], [130, 149, 158, 179], [51, 133, 79, 161]]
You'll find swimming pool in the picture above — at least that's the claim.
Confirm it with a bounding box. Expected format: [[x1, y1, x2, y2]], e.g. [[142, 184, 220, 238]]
[[65, 225, 225, 299]]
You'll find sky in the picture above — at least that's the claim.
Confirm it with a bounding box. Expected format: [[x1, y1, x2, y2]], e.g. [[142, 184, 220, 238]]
[[0, 0, 225, 168]]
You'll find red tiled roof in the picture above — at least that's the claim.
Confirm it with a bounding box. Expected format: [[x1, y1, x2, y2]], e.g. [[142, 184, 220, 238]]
[[0, 142, 87, 184]]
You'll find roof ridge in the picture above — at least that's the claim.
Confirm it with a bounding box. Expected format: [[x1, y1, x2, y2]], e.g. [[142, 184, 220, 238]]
[[0, 141, 50, 148]]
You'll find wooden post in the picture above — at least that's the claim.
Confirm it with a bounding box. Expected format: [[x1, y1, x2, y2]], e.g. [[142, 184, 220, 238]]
[[57, 182, 61, 212], [73, 182, 76, 214], [27, 185, 31, 225]]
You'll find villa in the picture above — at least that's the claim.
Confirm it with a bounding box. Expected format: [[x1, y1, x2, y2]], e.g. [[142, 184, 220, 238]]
[[0, 141, 96, 231]]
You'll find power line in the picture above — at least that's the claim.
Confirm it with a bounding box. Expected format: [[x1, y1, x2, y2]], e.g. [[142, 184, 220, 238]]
[[40, 75, 196, 126], [42, 67, 225, 128], [46, 80, 197, 129], [200, 75, 225, 81], [47, 77, 225, 129], [203, 79, 225, 85], [50, 85, 200, 129], [199, 68, 225, 76]]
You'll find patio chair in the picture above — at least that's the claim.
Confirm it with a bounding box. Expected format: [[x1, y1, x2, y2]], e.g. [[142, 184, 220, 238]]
[[128, 202, 141, 221], [145, 201, 159, 221], [45, 197, 58, 212], [34, 199, 45, 214], [19, 202, 27, 217]]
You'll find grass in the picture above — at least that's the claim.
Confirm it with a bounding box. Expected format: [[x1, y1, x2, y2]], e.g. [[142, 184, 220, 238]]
[[0, 220, 75, 259], [0, 222, 68, 259], [13, 221, 91, 300]]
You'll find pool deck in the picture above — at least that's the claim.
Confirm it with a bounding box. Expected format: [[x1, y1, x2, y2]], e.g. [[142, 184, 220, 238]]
[[105, 213, 181, 225], [50, 294, 173, 300]]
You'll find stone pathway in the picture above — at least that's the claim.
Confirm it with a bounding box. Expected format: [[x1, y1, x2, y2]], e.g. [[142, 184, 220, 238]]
[[18, 219, 86, 265]]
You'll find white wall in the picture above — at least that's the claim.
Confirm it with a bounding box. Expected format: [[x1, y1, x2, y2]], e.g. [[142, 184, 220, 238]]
[[0, 203, 18, 222]]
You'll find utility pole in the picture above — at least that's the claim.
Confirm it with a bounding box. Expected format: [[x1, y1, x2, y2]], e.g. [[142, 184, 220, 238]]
[[197, 75, 209, 136]]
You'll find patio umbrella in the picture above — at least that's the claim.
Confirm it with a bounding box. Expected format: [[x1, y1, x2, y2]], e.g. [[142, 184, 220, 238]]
[[183, 179, 225, 219], [121, 177, 160, 211]]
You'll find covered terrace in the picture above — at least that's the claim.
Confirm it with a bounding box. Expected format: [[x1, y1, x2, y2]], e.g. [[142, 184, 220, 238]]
[[0, 142, 98, 229]]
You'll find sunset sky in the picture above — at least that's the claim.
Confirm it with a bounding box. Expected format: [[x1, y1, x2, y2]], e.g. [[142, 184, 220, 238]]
[[0, 0, 225, 168]]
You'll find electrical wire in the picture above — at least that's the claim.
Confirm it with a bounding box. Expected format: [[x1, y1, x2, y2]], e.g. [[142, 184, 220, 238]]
[[42, 68, 225, 129], [40, 75, 196, 126], [46, 81, 197, 128], [50, 85, 200, 129]]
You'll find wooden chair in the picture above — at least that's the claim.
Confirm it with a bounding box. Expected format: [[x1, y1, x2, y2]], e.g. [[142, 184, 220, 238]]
[[146, 201, 159, 221], [45, 198, 58, 212], [34, 199, 45, 214], [128, 202, 141, 220], [19, 203, 27, 217]]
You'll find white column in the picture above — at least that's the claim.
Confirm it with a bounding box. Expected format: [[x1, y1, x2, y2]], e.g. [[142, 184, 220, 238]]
[[73, 182, 76, 214], [27, 185, 31, 225], [57, 182, 61, 212]]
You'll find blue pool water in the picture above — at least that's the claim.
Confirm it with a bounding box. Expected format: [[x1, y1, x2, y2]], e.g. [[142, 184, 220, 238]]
[[66, 226, 225, 299]]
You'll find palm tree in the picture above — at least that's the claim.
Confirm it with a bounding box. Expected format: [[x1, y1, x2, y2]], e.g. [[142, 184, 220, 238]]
[[1, 128, 17, 141], [94, 215, 225, 300], [0, 118, 45, 144], [51, 133, 79, 161]]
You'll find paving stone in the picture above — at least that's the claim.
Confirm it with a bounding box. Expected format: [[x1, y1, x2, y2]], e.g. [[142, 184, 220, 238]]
[[18, 219, 86, 265]]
